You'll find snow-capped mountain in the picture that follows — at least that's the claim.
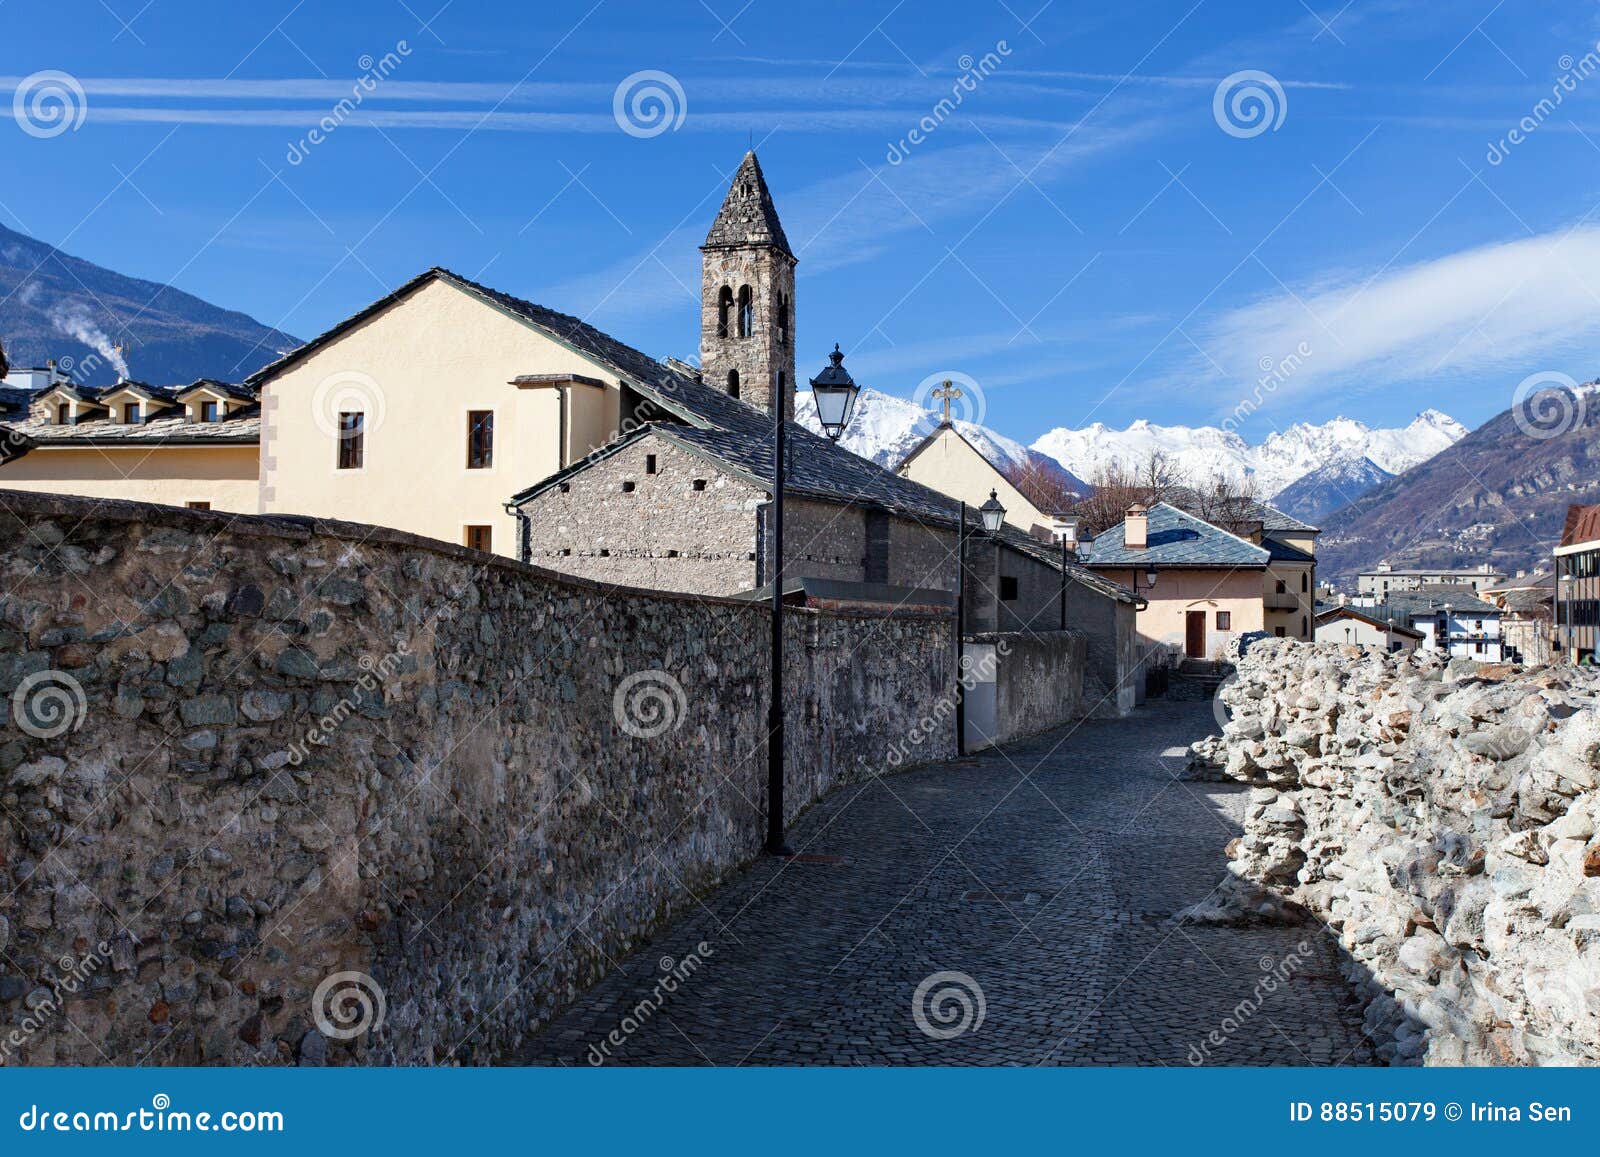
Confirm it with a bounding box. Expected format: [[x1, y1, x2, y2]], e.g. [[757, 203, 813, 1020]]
[[1030, 410, 1466, 499], [1269, 452, 1394, 524], [795, 387, 1089, 492]]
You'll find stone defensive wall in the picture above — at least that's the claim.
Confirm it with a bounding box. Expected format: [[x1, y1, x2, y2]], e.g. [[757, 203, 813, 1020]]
[[0, 491, 955, 1065]]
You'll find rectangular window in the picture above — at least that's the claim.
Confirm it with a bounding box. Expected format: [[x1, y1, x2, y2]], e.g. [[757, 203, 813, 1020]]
[[1275, 579, 1287, 594], [646, 454, 658, 475], [200, 400, 219, 423], [466, 410, 494, 469], [1216, 611, 1232, 630], [999, 576, 1019, 601], [464, 525, 492, 553], [1274, 626, 1286, 638], [337, 412, 364, 469], [186, 501, 211, 511], [55, 402, 70, 425], [123, 403, 141, 424]]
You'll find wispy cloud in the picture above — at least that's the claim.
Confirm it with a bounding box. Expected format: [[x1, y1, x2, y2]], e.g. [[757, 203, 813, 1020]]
[[1191, 223, 1600, 413], [546, 120, 1168, 328]]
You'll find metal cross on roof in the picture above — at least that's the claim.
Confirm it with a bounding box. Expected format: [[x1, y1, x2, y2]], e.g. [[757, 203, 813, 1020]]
[[931, 380, 962, 425]]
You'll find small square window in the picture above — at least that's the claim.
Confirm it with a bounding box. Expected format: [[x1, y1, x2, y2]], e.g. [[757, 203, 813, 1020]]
[[999, 576, 1019, 601], [1274, 626, 1286, 638], [559, 482, 571, 493], [692, 479, 707, 492], [1216, 611, 1232, 630], [464, 525, 492, 553], [621, 480, 636, 493]]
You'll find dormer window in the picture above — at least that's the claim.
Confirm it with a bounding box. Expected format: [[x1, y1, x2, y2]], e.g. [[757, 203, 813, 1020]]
[[55, 402, 70, 425], [200, 400, 219, 423], [123, 402, 142, 425]]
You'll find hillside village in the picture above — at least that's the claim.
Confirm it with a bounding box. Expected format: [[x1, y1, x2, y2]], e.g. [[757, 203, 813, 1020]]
[[0, 148, 1597, 1069]]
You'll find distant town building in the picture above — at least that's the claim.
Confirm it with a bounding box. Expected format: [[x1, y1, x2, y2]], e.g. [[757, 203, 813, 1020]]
[[1357, 562, 1508, 598], [1481, 574, 1555, 665], [1314, 605, 1422, 652], [1555, 504, 1600, 665], [1378, 587, 1504, 660]]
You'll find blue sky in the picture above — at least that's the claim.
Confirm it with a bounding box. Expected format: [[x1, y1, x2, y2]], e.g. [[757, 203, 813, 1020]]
[[7, 0, 1600, 445]]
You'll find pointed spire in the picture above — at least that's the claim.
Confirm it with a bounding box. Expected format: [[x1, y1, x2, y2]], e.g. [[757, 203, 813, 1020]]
[[703, 151, 794, 259]]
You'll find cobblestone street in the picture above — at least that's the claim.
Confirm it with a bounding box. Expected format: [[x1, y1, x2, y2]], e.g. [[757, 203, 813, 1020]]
[[522, 701, 1375, 1066]]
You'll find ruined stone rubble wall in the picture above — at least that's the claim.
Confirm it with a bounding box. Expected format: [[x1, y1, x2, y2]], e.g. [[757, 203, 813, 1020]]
[[1189, 639, 1600, 1065], [0, 490, 954, 1066]]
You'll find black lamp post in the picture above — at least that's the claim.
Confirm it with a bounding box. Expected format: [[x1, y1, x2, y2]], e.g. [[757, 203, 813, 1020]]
[[766, 344, 859, 857], [955, 489, 1006, 755]]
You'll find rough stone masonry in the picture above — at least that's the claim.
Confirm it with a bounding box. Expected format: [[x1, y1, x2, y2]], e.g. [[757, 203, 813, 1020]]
[[0, 490, 955, 1065], [1189, 639, 1600, 1065]]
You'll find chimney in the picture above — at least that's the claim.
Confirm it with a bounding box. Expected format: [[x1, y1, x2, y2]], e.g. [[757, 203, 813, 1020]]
[[1125, 503, 1148, 550], [1052, 515, 1080, 556]]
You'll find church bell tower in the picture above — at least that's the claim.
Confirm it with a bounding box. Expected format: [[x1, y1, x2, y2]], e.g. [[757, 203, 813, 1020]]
[[700, 151, 797, 419]]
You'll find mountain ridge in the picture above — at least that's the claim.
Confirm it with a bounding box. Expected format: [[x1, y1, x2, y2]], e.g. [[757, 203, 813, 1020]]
[[0, 223, 298, 387], [1316, 383, 1600, 581]]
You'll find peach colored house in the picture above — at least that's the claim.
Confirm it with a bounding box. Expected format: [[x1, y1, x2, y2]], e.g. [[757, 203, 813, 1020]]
[[1081, 502, 1270, 659]]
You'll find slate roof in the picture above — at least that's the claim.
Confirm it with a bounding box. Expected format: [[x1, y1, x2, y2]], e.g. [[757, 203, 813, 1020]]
[[1381, 590, 1500, 619], [1315, 605, 1424, 639], [0, 386, 35, 417], [6, 379, 260, 445], [245, 266, 696, 400], [1263, 537, 1315, 564], [1165, 488, 1320, 535], [702, 151, 794, 258], [1079, 502, 1271, 569]]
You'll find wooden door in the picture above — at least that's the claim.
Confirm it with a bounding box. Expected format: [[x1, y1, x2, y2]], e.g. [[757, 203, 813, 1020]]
[[1185, 611, 1206, 658]]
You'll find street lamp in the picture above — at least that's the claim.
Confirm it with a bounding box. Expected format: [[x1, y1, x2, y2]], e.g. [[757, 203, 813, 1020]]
[[766, 346, 860, 857], [979, 489, 1006, 533], [810, 344, 859, 440]]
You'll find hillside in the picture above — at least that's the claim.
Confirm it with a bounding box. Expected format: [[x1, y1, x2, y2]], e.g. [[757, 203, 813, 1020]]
[[0, 223, 297, 386], [1317, 384, 1600, 580], [1271, 453, 1394, 524]]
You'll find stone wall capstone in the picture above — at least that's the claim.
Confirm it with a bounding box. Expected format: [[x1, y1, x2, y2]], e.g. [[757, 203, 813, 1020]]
[[0, 490, 954, 1066]]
